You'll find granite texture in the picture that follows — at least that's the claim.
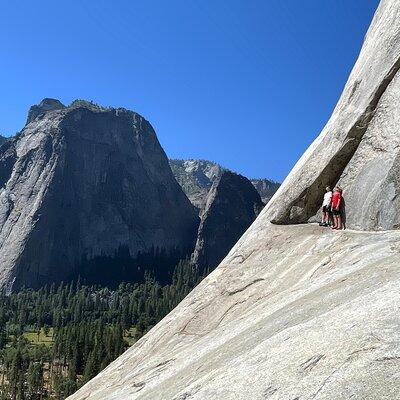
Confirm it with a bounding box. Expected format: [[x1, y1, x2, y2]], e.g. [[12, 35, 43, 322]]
[[68, 223, 400, 400]]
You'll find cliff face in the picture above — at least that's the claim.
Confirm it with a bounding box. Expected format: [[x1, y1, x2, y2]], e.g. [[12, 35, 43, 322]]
[[69, 1, 400, 399], [0, 100, 199, 291], [337, 69, 400, 230], [170, 160, 268, 272], [192, 170, 263, 272]]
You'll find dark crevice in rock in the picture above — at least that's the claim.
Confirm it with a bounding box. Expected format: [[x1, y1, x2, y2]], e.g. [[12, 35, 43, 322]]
[[300, 354, 325, 373], [374, 356, 400, 362], [225, 278, 265, 296], [272, 57, 400, 225], [264, 386, 278, 397]]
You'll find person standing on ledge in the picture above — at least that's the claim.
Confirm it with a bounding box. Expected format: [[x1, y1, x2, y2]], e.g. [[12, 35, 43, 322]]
[[319, 186, 333, 227], [331, 187, 343, 230]]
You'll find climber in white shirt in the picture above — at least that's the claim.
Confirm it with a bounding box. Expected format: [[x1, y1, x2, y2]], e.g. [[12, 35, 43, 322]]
[[319, 186, 333, 227]]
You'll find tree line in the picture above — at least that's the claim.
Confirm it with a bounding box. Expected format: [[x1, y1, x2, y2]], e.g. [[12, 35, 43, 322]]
[[0, 259, 203, 399]]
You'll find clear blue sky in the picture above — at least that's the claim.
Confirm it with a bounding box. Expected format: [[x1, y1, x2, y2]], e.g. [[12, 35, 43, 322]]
[[1, 0, 379, 181]]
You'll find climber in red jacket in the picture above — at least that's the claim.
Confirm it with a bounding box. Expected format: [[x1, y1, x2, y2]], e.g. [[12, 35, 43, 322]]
[[331, 187, 343, 230]]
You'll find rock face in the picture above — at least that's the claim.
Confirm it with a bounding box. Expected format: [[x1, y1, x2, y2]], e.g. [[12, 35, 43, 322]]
[[337, 69, 400, 230], [170, 161, 267, 272], [191, 171, 263, 271], [169, 159, 279, 209], [0, 100, 199, 291], [69, 1, 400, 399]]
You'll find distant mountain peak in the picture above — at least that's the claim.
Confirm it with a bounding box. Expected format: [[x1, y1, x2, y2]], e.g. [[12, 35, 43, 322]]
[[169, 158, 279, 210], [26, 98, 66, 124]]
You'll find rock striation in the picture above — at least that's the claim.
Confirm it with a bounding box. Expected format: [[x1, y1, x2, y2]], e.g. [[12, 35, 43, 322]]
[[0, 100, 199, 291], [69, 1, 400, 399], [191, 170, 264, 272]]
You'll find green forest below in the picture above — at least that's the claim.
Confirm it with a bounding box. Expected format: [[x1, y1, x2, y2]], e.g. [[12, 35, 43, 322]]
[[0, 259, 203, 399]]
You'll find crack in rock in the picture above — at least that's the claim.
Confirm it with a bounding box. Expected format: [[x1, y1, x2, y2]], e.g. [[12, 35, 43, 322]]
[[225, 278, 265, 296], [374, 355, 400, 362], [263, 386, 278, 397], [300, 354, 325, 373]]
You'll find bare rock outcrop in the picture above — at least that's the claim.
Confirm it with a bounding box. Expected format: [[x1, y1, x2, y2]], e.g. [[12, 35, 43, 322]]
[[191, 170, 264, 272], [69, 1, 400, 399], [337, 68, 400, 230], [0, 100, 199, 291]]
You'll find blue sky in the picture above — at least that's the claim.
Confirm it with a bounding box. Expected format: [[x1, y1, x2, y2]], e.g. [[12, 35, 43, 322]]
[[1, 0, 379, 181]]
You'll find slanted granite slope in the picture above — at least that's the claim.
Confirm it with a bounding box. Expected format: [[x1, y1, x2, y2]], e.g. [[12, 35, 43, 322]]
[[69, 1, 400, 399], [68, 224, 400, 400], [337, 68, 400, 230]]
